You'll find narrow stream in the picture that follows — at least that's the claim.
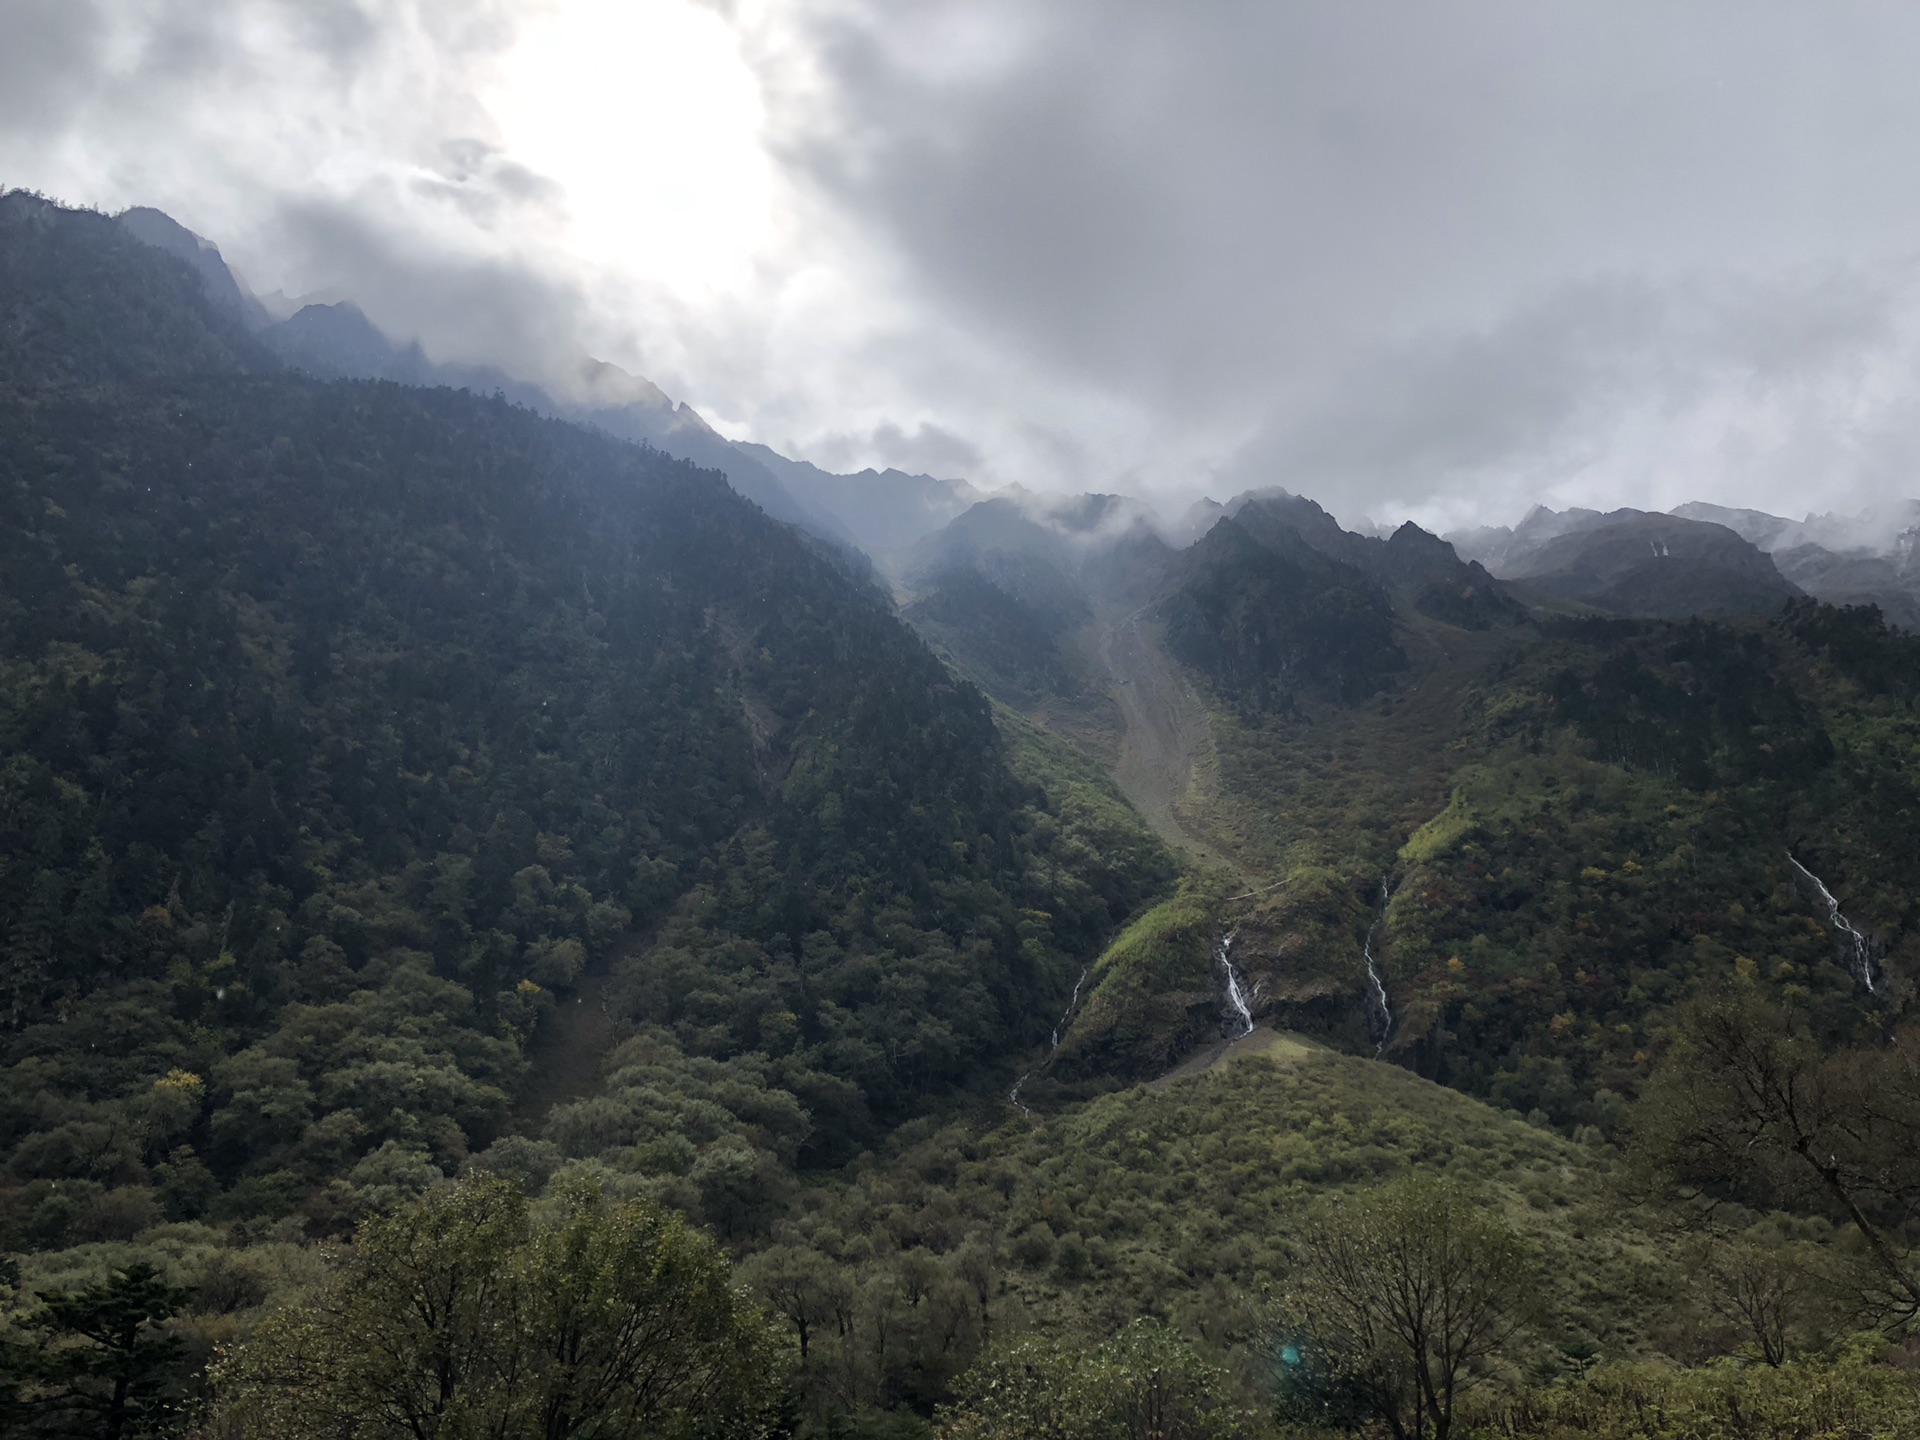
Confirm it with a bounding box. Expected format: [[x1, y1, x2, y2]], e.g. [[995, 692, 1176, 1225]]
[[1009, 964, 1093, 1115], [1787, 853, 1881, 993], [1362, 878, 1394, 1055], [1052, 966, 1089, 1050], [1216, 928, 1254, 1038]]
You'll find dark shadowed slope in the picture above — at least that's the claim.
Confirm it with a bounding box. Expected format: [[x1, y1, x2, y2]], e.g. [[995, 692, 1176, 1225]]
[[0, 194, 1173, 1248]]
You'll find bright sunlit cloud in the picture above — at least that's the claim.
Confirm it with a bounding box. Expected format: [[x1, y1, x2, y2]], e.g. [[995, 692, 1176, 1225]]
[[489, 0, 775, 290]]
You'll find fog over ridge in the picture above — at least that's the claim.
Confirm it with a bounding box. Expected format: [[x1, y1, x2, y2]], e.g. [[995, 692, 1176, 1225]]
[[7, 2, 1920, 527]]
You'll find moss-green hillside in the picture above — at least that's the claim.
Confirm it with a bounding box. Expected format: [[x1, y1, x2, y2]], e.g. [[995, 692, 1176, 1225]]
[[751, 1046, 1677, 1420], [1060, 605, 1912, 1142]]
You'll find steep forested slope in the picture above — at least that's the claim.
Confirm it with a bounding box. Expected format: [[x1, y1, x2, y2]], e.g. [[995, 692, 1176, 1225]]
[[875, 472, 1916, 1153], [0, 194, 1170, 1247], [888, 484, 1912, 1133], [1052, 590, 1916, 1143]]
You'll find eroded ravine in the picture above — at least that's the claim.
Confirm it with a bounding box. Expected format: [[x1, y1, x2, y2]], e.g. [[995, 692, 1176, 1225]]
[[1093, 606, 1247, 879]]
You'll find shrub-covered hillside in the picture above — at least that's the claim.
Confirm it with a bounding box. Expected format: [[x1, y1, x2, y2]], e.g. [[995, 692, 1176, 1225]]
[[741, 1043, 1670, 1421]]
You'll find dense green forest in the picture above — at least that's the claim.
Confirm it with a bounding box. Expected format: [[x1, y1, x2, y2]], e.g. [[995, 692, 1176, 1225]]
[[6, 192, 1920, 1437], [0, 191, 1170, 1388]]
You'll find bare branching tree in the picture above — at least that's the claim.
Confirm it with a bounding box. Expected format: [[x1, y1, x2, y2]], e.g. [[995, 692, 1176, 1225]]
[[1631, 992, 1920, 1329], [1280, 1177, 1534, 1440], [1693, 1237, 1812, 1366]]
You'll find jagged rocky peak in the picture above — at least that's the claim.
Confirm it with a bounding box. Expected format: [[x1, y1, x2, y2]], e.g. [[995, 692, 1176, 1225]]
[[1382, 519, 1469, 576], [1174, 495, 1227, 546], [1224, 487, 1356, 553], [1220, 489, 1500, 598], [919, 487, 1173, 567], [1449, 504, 1601, 571], [1163, 508, 1409, 703], [115, 206, 268, 325], [1673, 498, 1920, 557], [1670, 501, 1804, 552]]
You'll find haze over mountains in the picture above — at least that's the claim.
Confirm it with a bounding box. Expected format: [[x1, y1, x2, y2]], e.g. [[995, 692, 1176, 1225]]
[[1447, 500, 1920, 628], [110, 201, 1920, 645], [45, 189, 1919, 1097]]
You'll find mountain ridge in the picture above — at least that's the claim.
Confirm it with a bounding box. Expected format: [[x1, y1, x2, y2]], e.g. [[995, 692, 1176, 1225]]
[[108, 204, 986, 561], [117, 201, 1917, 640]]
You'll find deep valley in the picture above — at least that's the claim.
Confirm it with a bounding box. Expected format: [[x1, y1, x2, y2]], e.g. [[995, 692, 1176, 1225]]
[[5, 192, 1920, 1439]]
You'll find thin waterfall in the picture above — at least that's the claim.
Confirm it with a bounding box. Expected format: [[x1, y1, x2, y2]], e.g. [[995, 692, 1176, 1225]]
[[1010, 964, 1094, 1114], [1787, 853, 1881, 993], [1052, 966, 1089, 1050], [1362, 878, 1394, 1054], [1216, 928, 1254, 1038]]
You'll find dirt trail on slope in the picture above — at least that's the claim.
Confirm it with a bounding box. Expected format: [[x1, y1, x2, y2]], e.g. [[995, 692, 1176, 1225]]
[[514, 972, 617, 1125], [1093, 608, 1249, 881]]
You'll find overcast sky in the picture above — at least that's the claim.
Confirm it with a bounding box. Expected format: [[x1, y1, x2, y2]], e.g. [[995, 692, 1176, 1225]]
[[9, 1, 1920, 529]]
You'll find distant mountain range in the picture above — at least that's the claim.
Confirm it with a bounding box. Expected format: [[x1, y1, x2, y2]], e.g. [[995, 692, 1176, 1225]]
[[1451, 500, 1920, 627], [893, 483, 1521, 730], [115, 205, 1920, 638]]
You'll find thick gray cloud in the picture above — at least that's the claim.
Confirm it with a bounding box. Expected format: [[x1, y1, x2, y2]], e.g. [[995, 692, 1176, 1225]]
[[0, 1, 386, 147], [753, 0, 1920, 515], [8, 1, 1920, 525], [775, 3, 1920, 356], [806, 419, 983, 478], [1220, 265, 1917, 526], [0, 0, 105, 137]]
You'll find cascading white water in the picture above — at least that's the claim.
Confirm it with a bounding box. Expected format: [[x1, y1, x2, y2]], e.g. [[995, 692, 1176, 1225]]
[[1052, 966, 1089, 1050], [1216, 929, 1254, 1038], [1787, 853, 1881, 993], [1010, 964, 1094, 1114], [1362, 879, 1393, 1055]]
